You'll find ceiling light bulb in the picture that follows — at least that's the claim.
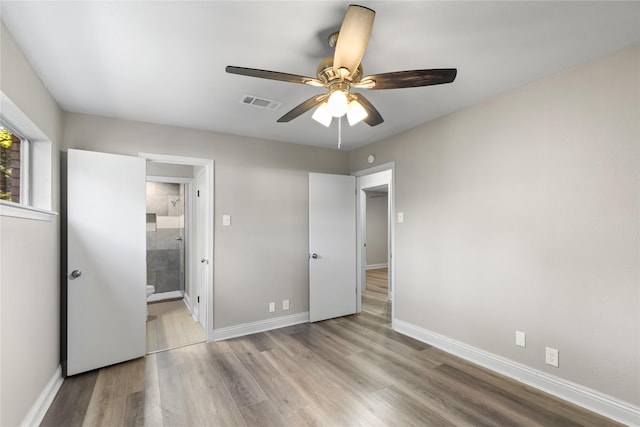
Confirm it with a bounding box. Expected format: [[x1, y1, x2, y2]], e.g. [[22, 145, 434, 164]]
[[346, 99, 368, 126], [312, 102, 332, 127], [327, 90, 348, 117]]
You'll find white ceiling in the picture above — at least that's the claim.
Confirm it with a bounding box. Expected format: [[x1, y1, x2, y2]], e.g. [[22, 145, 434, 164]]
[[1, 1, 639, 151]]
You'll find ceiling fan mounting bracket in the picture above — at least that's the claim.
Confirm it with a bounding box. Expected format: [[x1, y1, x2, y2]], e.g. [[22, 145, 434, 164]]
[[328, 31, 339, 49]]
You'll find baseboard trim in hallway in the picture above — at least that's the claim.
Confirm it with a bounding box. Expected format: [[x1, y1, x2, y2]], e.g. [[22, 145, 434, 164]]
[[20, 365, 63, 427], [394, 319, 640, 426]]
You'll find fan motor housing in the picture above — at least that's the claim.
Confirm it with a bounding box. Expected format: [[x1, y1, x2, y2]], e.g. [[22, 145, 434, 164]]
[[316, 56, 363, 84]]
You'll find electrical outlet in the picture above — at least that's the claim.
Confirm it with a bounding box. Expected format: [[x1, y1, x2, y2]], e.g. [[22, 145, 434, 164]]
[[283, 299, 290, 311], [515, 331, 526, 347], [545, 347, 559, 367], [268, 302, 275, 313]]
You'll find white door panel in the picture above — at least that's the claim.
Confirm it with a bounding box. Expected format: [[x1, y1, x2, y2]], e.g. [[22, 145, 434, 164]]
[[309, 173, 356, 322], [67, 149, 146, 376], [195, 167, 206, 325]]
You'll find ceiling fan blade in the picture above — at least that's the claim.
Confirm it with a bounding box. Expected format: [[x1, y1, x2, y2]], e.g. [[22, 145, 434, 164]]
[[226, 66, 325, 87], [350, 93, 383, 126], [333, 5, 375, 77], [354, 69, 457, 90], [277, 94, 329, 123]]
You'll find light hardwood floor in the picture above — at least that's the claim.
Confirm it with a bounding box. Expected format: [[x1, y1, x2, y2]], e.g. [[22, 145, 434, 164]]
[[146, 299, 206, 354], [42, 269, 623, 426]]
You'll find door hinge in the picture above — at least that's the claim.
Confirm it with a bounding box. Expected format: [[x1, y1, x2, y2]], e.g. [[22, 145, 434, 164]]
[[197, 190, 200, 197], [197, 296, 200, 303]]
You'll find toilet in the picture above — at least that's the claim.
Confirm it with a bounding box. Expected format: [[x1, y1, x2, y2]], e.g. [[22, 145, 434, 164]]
[[146, 284, 156, 299]]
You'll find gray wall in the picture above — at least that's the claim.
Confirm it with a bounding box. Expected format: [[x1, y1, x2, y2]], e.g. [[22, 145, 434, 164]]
[[365, 193, 388, 267], [350, 44, 640, 406], [62, 113, 350, 329], [0, 22, 63, 426]]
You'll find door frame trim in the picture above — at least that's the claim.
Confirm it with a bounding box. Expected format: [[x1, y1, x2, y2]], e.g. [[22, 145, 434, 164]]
[[139, 152, 215, 341], [353, 161, 396, 328]]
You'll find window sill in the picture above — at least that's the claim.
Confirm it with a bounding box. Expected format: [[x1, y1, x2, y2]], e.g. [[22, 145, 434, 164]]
[[0, 200, 58, 221]]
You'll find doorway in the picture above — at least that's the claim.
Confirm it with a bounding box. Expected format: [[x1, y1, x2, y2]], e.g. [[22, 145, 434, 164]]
[[139, 152, 215, 346], [354, 163, 394, 327], [144, 178, 205, 353], [362, 187, 390, 323], [145, 181, 186, 302]]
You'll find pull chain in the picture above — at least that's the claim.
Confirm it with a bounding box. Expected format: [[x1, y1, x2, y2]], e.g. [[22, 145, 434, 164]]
[[337, 116, 342, 149]]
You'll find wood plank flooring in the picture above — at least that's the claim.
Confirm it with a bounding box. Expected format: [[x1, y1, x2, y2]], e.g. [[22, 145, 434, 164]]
[[146, 299, 206, 354], [42, 269, 623, 426], [362, 268, 390, 320]]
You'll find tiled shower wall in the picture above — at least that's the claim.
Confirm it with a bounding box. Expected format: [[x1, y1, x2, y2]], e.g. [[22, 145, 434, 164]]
[[146, 182, 185, 294]]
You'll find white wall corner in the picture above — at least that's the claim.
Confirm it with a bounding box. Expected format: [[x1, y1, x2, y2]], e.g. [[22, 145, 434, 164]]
[[394, 320, 640, 427], [19, 365, 63, 427], [212, 312, 310, 342]]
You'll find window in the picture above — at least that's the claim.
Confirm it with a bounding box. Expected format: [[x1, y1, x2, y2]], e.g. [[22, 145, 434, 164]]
[[0, 91, 55, 221], [0, 123, 25, 203]]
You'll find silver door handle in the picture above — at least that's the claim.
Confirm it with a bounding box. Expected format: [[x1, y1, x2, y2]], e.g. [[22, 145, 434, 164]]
[[201, 258, 207, 264], [70, 270, 82, 279], [176, 237, 183, 241], [310, 253, 318, 259]]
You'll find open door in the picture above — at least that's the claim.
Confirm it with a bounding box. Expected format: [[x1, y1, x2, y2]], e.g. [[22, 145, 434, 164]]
[[66, 149, 146, 376], [194, 166, 208, 327], [309, 173, 356, 322]]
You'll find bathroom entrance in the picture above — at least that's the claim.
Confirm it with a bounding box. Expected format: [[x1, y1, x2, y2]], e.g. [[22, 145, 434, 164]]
[[146, 182, 186, 301], [145, 176, 205, 353]]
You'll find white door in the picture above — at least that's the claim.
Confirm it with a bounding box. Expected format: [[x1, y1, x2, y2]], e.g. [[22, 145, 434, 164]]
[[195, 166, 207, 327], [309, 173, 357, 322], [66, 149, 146, 376]]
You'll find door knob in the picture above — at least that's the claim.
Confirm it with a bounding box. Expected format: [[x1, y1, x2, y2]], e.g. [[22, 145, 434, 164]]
[[310, 253, 318, 259], [70, 270, 82, 279]]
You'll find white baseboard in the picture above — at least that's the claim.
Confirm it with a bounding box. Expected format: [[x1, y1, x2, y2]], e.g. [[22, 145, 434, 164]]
[[366, 263, 388, 270], [394, 320, 640, 426], [147, 290, 183, 303], [20, 365, 63, 427], [212, 311, 310, 341], [182, 294, 199, 322]]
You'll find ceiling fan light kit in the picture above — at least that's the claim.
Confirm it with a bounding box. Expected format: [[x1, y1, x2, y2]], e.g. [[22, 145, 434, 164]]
[[346, 99, 368, 126], [226, 4, 457, 146], [327, 89, 349, 117], [312, 102, 332, 127]]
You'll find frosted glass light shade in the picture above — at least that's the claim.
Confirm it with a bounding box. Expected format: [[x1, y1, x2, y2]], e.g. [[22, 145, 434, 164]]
[[312, 102, 332, 127], [327, 90, 348, 117], [346, 100, 368, 126]]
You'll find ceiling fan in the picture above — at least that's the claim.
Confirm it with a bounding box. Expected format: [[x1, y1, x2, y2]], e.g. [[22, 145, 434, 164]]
[[226, 4, 457, 128]]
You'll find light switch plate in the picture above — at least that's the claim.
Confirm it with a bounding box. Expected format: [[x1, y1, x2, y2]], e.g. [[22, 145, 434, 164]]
[[398, 212, 404, 223], [516, 331, 526, 347], [222, 214, 231, 226]]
